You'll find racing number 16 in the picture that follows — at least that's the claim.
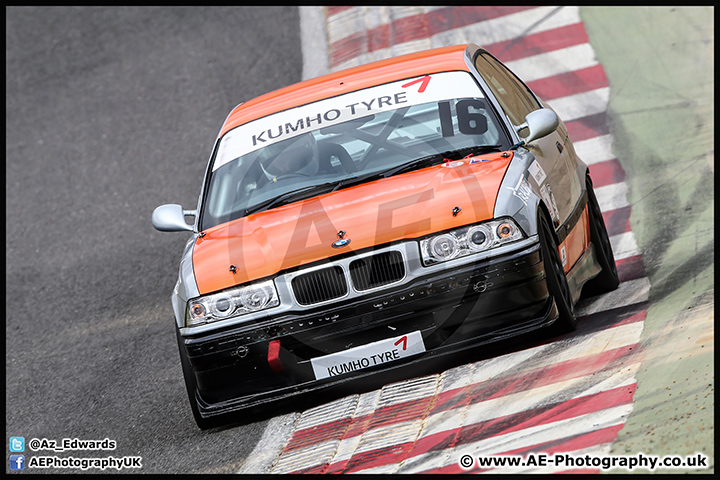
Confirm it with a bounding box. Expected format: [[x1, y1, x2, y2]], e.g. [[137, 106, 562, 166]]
[[438, 99, 488, 137]]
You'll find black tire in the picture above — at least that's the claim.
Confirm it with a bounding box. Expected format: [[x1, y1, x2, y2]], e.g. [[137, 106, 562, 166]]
[[538, 210, 577, 333], [176, 329, 224, 430], [582, 176, 620, 297]]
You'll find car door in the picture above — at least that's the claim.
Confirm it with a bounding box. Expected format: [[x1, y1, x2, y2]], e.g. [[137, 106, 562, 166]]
[[472, 51, 580, 230]]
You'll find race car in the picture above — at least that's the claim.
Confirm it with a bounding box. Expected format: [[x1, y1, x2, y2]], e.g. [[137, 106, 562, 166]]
[[152, 44, 619, 429]]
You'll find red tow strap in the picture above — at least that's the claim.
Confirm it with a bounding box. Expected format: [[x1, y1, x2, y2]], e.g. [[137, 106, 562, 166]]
[[268, 339, 285, 373]]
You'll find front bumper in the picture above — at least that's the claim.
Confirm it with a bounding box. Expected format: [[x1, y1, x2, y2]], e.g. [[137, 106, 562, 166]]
[[179, 241, 557, 418]]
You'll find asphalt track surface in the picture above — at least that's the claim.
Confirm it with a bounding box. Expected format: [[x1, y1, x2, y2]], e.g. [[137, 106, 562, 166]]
[[6, 6, 303, 474], [6, 6, 713, 475]]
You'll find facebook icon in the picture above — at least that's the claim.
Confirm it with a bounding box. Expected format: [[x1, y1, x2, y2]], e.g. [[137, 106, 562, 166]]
[[10, 454, 25, 470]]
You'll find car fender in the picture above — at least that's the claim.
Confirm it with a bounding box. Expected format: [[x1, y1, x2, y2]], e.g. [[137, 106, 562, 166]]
[[172, 235, 201, 329], [493, 148, 543, 239]]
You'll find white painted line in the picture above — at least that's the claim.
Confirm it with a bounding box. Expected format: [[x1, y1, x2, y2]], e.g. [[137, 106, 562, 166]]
[[328, 6, 433, 40], [326, 8, 368, 46], [377, 374, 439, 408], [392, 403, 634, 473], [419, 325, 645, 439], [610, 231, 641, 260], [388, 5, 431, 20], [293, 394, 358, 431], [330, 434, 363, 466], [465, 343, 556, 386], [334, 22, 598, 74], [278, 417, 423, 473], [300, 6, 330, 80], [430, 6, 580, 51], [353, 419, 425, 454], [354, 389, 383, 418], [463, 367, 638, 431], [469, 404, 634, 458], [488, 320, 644, 373], [595, 181, 630, 212], [329, 7, 586, 72], [437, 362, 476, 393], [327, 7, 577, 47], [435, 319, 643, 397], [272, 438, 338, 474], [505, 43, 599, 83], [418, 368, 638, 443], [575, 277, 651, 318], [547, 87, 610, 123], [574, 134, 615, 166], [364, 6, 391, 30]]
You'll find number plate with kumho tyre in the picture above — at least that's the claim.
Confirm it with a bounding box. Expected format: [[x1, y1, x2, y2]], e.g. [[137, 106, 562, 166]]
[[310, 331, 426, 380]]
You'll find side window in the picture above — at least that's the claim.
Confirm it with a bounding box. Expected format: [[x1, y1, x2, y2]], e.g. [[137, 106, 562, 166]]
[[474, 52, 541, 126]]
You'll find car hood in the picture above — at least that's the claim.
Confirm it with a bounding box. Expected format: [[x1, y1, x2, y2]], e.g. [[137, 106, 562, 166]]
[[192, 152, 512, 294]]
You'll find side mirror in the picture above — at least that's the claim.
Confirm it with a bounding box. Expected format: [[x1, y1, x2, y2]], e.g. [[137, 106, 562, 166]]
[[152, 204, 196, 232], [515, 108, 559, 145]]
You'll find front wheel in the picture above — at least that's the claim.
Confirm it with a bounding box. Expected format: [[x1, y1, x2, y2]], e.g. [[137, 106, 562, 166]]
[[582, 175, 620, 297], [538, 210, 577, 333]]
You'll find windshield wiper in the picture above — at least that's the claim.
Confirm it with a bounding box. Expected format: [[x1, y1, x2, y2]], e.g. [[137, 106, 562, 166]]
[[329, 155, 442, 192], [440, 144, 503, 160], [243, 182, 335, 216], [329, 145, 505, 193], [382, 145, 505, 178]]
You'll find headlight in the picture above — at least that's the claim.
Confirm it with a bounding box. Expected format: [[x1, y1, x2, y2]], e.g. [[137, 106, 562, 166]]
[[420, 218, 524, 266], [186, 279, 279, 326], [428, 234, 460, 261]]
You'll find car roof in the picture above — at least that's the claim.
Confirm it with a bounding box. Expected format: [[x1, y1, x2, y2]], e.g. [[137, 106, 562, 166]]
[[219, 44, 474, 137]]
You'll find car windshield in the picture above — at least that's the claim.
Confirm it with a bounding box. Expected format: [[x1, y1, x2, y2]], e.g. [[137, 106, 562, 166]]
[[200, 71, 510, 230]]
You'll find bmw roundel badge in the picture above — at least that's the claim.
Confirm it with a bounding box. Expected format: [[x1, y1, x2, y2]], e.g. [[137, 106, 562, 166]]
[[332, 230, 351, 248]]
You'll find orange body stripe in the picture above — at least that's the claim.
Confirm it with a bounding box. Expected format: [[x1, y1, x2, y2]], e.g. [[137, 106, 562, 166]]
[[559, 205, 590, 274]]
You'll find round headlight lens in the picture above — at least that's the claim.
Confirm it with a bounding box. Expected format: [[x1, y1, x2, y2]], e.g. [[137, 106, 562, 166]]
[[210, 295, 235, 317], [189, 302, 206, 319], [429, 234, 459, 261], [467, 225, 491, 251], [241, 285, 272, 311], [497, 222, 515, 239]]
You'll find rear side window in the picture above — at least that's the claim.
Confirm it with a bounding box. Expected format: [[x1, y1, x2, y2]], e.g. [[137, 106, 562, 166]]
[[474, 52, 541, 126]]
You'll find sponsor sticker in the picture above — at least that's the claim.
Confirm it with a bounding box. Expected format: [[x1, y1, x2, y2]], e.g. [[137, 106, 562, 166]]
[[469, 157, 491, 165], [441, 160, 465, 168], [506, 176, 532, 206], [540, 184, 560, 223], [213, 71, 485, 171], [311, 331, 425, 380], [528, 160, 547, 185]]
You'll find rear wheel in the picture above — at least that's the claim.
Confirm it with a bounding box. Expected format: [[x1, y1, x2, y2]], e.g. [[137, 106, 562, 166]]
[[582, 176, 620, 297], [538, 210, 577, 333]]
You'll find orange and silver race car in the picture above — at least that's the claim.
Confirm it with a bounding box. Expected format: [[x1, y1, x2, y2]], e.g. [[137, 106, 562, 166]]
[[152, 44, 618, 429]]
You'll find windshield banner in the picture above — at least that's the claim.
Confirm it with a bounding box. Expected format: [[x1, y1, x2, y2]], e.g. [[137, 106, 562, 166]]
[[214, 71, 485, 171]]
